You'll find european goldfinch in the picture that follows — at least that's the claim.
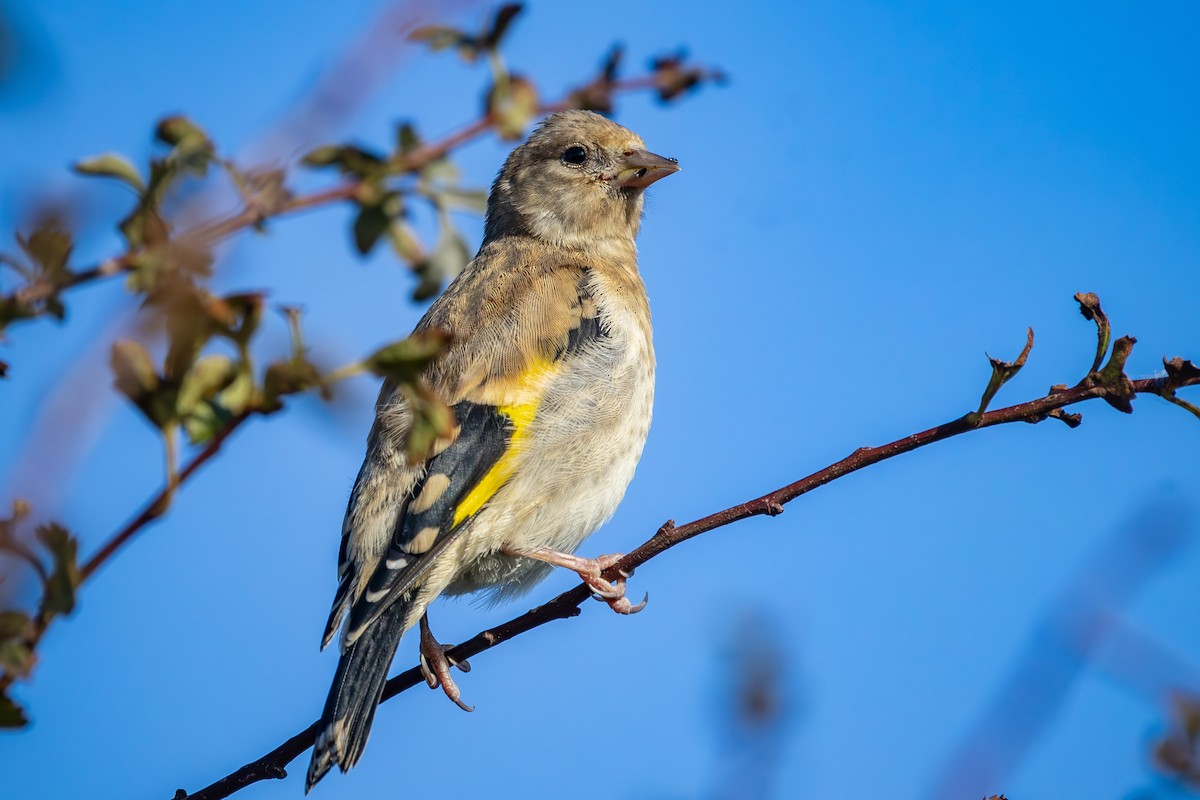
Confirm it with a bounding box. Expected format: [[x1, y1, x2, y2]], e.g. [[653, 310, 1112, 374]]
[[307, 109, 678, 790]]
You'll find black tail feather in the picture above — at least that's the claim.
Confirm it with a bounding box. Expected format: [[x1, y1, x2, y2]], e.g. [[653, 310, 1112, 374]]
[[306, 601, 407, 793]]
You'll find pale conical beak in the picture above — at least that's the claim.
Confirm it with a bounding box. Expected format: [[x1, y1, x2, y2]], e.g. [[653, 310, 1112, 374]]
[[611, 149, 681, 189]]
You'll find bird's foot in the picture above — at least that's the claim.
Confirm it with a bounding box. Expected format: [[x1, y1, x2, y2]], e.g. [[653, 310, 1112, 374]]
[[418, 614, 473, 712], [503, 547, 648, 615]]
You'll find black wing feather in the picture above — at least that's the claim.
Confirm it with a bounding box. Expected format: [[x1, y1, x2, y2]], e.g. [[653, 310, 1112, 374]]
[[343, 401, 511, 642]]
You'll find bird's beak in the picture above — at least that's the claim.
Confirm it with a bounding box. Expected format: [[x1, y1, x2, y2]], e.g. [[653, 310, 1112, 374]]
[[611, 150, 681, 189]]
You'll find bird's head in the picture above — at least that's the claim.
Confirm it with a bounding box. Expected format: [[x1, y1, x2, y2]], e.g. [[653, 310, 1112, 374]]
[[484, 109, 680, 251]]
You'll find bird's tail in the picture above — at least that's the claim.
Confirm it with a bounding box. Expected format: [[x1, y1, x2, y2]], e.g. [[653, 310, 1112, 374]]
[[306, 600, 407, 793]]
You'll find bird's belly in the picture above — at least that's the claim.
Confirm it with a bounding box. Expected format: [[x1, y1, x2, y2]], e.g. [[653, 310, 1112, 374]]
[[446, 332, 654, 602]]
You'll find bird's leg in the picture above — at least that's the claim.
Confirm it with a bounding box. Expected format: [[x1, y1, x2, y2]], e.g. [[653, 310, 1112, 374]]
[[503, 546, 647, 615], [418, 613, 474, 712]]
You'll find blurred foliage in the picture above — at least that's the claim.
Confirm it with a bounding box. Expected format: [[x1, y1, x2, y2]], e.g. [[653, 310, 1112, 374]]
[[0, 2, 722, 728], [1152, 693, 1200, 790], [0, 502, 80, 725]]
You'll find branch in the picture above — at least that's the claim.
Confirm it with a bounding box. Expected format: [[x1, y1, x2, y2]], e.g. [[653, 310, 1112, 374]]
[[79, 410, 253, 583], [927, 491, 1194, 799], [0, 411, 253, 695], [6, 69, 721, 325], [178, 343, 1200, 800]]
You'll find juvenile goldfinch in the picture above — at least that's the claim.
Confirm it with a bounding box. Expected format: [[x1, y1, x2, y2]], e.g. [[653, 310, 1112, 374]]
[[306, 109, 678, 791]]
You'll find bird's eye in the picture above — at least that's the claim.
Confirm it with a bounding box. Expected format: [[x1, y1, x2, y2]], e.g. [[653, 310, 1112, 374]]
[[561, 146, 587, 165]]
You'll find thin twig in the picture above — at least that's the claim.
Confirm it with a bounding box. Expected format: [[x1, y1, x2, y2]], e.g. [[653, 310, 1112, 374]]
[[178, 368, 1200, 800], [80, 411, 253, 582], [0, 411, 253, 694]]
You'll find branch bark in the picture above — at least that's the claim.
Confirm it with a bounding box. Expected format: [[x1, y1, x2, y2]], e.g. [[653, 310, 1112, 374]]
[[0, 412, 253, 695], [177, 356, 1200, 800]]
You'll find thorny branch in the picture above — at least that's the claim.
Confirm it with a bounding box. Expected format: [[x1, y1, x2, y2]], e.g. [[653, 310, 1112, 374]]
[[178, 321, 1200, 800]]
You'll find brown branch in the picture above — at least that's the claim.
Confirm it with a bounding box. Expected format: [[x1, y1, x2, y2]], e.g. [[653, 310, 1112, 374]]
[[178, 361, 1200, 800], [0, 411, 253, 694], [79, 410, 253, 582], [8, 70, 717, 322]]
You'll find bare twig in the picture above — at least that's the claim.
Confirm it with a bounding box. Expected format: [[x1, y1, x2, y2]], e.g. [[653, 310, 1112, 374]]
[[177, 357, 1200, 800]]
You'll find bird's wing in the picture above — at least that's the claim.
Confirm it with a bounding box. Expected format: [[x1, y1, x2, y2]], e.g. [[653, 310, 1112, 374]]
[[335, 254, 605, 646]]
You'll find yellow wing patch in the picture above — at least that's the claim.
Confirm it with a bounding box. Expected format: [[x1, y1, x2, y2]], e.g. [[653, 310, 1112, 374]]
[[452, 359, 555, 527]]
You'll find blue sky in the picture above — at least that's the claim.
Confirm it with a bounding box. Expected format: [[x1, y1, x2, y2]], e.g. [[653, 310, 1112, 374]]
[[2, 2, 1199, 798]]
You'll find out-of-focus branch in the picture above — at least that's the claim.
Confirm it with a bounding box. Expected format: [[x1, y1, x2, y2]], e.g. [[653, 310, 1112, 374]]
[[0, 410, 253, 696], [78, 411, 253, 584], [0, 4, 723, 728], [0, 324, 451, 710], [4, 68, 722, 328], [925, 492, 1195, 800], [0, 0, 484, 523], [177, 314, 1200, 800]]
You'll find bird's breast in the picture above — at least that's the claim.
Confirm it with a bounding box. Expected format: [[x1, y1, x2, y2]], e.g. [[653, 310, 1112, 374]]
[[446, 269, 655, 600]]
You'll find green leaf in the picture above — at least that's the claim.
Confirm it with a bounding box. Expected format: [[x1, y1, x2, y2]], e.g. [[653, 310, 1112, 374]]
[[156, 115, 208, 147], [262, 358, 322, 412], [388, 222, 424, 264], [408, 25, 469, 52], [217, 367, 254, 416], [364, 329, 451, 383], [301, 145, 386, 178], [353, 204, 390, 255], [395, 122, 421, 156], [413, 217, 471, 300], [649, 52, 719, 103], [966, 328, 1034, 426], [119, 164, 173, 251], [17, 227, 73, 283], [0, 691, 28, 728], [160, 284, 227, 382], [435, 186, 489, 214], [482, 3, 523, 49], [221, 293, 265, 346], [0, 639, 33, 678], [36, 523, 79, 616], [111, 340, 177, 429], [487, 75, 539, 141], [181, 402, 223, 445], [119, 208, 168, 251], [399, 383, 457, 465], [300, 145, 344, 168], [177, 355, 237, 416], [44, 296, 66, 321], [181, 363, 251, 445], [111, 340, 159, 401], [156, 115, 214, 175], [1074, 292, 1110, 375], [0, 611, 30, 639], [72, 153, 146, 192], [1095, 335, 1137, 414]]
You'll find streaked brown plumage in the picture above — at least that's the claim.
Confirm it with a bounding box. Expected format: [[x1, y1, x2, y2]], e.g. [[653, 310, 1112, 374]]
[[307, 110, 678, 791]]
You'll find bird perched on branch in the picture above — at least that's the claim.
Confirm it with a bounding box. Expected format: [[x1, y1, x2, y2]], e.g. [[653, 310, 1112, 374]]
[[307, 109, 679, 791]]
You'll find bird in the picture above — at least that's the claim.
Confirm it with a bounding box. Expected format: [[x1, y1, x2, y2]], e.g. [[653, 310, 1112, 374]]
[[305, 109, 679, 791]]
